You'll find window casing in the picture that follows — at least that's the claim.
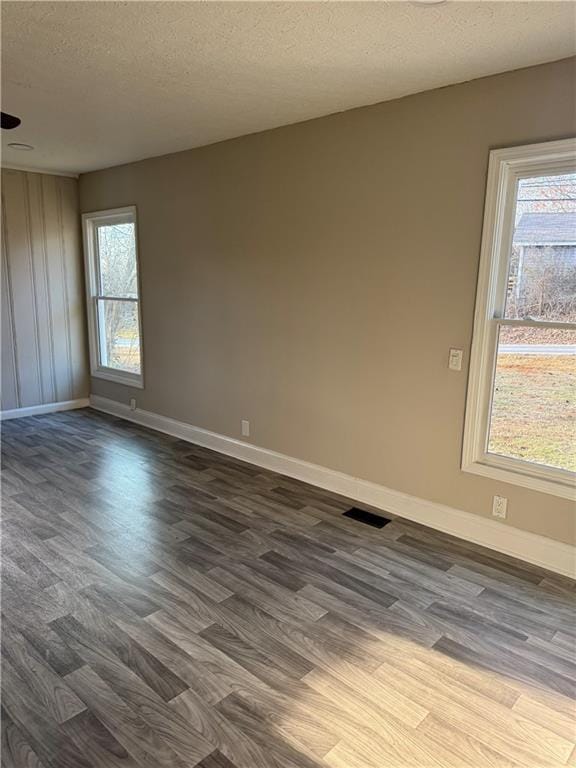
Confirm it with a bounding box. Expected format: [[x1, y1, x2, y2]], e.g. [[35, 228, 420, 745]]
[[462, 139, 576, 500], [82, 206, 144, 388]]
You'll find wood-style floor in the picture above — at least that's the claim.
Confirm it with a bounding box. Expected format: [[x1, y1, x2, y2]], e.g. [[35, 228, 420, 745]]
[[1, 409, 575, 768]]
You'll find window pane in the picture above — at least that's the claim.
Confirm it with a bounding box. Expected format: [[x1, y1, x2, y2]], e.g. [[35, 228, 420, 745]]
[[96, 222, 138, 298], [98, 299, 141, 374], [505, 173, 576, 323], [488, 326, 576, 471]]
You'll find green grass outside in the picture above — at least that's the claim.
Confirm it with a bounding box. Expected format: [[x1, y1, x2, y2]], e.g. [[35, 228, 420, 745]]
[[489, 353, 576, 472]]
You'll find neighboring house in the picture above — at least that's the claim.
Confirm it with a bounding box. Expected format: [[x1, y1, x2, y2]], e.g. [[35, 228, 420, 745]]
[[510, 212, 576, 318]]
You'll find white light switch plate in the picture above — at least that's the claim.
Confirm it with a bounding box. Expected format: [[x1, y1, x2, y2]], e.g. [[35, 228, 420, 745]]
[[448, 348, 463, 371]]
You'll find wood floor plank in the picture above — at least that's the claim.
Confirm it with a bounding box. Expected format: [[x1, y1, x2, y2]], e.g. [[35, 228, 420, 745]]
[[63, 589, 190, 702], [1, 707, 48, 768], [64, 664, 193, 768], [195, 751, 241, 768], [375, 654, 574, 766], [2, 408, 574, 768], [113, 611, 233, 705], [61, 709, 142, 768], [1, 618, 86, 724], [1, 659, 93, 768], [215, 692, 329, 768], [170, 687, 279, 768], [416, 714, 520, 768], [51, 616, 214, 765], [511, 693, 576, 742]]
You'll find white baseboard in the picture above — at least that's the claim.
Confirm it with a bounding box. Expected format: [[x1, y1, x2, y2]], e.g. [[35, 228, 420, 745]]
[[1, 398, 90, 421], [89, 395, 575, 578]]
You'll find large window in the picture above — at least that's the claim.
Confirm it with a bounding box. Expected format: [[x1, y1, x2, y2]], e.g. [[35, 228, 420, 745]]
[[463, 139, 575, 499], [82, 206, 143, 388]]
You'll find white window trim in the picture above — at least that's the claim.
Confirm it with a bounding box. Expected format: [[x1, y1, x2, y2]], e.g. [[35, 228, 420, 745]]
[[462, 138, 576, 501], [82, 206, 144, 389]]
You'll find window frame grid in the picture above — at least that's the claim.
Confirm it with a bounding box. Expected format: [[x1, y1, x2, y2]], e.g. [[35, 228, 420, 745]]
[[462, 139, 576, 500], [82, 206, 144, 389]]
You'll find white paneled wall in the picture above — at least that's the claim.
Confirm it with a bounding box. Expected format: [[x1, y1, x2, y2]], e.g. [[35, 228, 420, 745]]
[[1, 169, 88, 412]]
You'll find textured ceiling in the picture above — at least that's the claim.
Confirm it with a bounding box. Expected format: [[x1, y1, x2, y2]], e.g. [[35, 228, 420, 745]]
[[2, 1, 575, 174]]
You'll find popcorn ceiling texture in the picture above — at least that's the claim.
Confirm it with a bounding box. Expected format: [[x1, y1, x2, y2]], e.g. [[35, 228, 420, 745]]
[[2, 1, 575, 174]]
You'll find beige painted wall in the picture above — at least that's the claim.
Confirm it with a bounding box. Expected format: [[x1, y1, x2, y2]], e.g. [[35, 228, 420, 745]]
[[1, 170, 88, 410], [80, 58, 576, 545]]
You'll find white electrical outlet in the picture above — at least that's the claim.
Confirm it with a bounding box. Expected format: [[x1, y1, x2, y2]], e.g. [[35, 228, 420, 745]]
[[492, 495, 508, 519], [241, 419, 250, 437], [129, 398, 137, 411], [448, 348, 463, 371]]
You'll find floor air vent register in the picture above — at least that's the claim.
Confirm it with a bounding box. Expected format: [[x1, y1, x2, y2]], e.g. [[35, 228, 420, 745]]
[[343, 507, 391, 529]]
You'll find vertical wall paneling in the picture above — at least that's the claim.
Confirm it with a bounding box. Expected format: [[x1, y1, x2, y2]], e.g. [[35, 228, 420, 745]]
[[1, 198, 20, 410], [2, 170, 42, 407], [1, 169, 88, 411], [55, 175, 74, 398], [60, 176, 87, 398], [42, 173, 74, 401], [27, 172, 57, 403]]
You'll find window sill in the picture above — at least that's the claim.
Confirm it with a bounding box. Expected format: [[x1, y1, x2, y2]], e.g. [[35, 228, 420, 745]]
[[91, 367, 144, 389], [462, 457, 576, 501]]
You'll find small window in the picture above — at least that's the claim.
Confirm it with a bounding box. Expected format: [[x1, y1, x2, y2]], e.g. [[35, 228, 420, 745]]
[[82, 207, 143, 388], [463, 139, 576, 500]]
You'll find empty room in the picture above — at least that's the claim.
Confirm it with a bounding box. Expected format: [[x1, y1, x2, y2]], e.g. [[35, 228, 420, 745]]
[[1, 2, 575, 766]]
